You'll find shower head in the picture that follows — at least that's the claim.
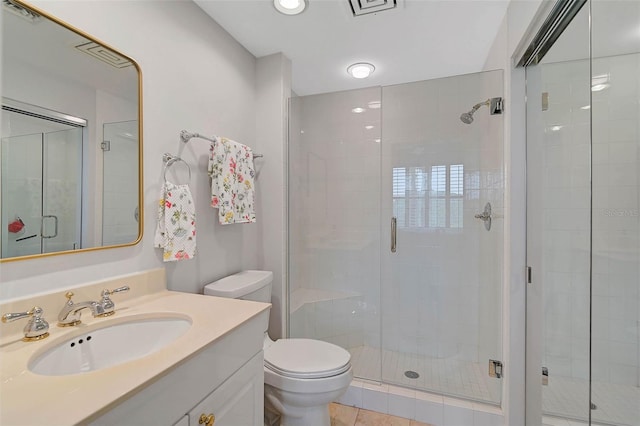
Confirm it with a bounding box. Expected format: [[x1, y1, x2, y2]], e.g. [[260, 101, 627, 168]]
[[460, 111, 475, 124], [460, 97, 503, 124]]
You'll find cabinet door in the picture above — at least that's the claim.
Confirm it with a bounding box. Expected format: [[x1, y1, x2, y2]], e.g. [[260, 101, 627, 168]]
[[173, 415, 189, 426], [189, 352, 263, 426]]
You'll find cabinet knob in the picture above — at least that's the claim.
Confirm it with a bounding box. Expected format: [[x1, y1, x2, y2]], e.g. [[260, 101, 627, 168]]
[[199, 413, 215, 426]]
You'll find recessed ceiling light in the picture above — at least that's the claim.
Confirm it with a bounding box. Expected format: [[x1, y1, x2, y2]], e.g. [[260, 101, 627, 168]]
[[374, 138, 381, 143], [274, 0, 307, 15], [550, 125, 563, 131], [352, 107, 366, 113], [365, 125, 374, 130], [591, 83, 610, 92], [347, 62, 375, 79], [368, 101, 381, 109], [580, 105, 591, 110]]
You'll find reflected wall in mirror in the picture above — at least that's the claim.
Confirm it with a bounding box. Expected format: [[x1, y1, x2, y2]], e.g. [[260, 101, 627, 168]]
[[0, 0, 143, 261]]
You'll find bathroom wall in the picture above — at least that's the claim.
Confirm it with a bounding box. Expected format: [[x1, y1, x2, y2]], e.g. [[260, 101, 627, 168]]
[[0, 1, 264, 300]]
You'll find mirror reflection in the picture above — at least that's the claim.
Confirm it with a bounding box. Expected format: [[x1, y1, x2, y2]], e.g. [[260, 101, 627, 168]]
[[0, 0, 142, 261]]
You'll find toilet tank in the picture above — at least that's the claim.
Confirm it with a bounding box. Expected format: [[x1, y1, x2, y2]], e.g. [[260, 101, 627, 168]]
[[204, 270, 273, 303]]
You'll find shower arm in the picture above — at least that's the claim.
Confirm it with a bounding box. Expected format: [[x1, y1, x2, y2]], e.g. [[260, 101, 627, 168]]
[[470, 99, 491, 113]]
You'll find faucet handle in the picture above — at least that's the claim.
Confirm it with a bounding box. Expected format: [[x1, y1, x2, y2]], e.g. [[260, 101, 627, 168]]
[[99, 285, 130, 316], [2, 306, 50, 341]]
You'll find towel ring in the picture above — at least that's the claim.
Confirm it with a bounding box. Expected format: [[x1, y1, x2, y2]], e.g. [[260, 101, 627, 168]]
[[162, 153, 191, 183]]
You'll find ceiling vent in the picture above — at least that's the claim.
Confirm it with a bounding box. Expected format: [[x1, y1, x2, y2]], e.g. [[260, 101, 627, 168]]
[[2, 0, 41, 23], [348, 0, 397, 16], [75, 42, 133, 69]]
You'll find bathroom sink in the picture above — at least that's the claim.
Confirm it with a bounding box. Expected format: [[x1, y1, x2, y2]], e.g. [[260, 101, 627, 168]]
[[29, 315, 192, 376]]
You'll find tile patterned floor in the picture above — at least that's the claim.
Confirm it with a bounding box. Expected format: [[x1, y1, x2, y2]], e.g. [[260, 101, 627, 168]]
[[330, 403, 433, 426]]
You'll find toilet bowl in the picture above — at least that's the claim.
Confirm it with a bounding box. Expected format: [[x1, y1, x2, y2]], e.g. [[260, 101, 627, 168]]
[[204, 271, 352, 426]]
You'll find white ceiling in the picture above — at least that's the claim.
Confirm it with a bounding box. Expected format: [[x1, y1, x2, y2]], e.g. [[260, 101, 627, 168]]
[[194, 0, 511, 96]]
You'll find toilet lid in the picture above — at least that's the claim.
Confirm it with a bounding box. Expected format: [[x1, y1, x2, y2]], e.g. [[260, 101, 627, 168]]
[[264, 339, 351, 379]]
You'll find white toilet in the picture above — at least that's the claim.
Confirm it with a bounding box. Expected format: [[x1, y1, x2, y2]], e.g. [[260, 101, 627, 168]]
[[204, 270, 353, 426]]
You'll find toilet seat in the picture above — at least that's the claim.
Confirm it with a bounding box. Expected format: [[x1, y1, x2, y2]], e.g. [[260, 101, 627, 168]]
[[264, 338, 351, 379]]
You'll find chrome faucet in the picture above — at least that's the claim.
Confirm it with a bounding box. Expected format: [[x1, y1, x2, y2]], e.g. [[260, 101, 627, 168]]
[[57, 292, 105, 327]]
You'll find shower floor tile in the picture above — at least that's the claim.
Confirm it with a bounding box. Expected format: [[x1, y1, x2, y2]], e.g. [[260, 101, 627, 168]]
[[350, 346, 639, 425], [543, 376, 640, 426], [348, 346, 501, 405]]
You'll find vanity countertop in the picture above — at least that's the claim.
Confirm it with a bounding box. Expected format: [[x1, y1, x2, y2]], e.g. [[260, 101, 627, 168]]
[[0, 289, 270, 425]]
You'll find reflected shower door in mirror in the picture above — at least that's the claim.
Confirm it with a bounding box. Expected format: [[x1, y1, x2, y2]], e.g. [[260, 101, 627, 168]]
[[102, 120, 139, 246], [1, 108, 83, 258], [0, 0, 142, 261]]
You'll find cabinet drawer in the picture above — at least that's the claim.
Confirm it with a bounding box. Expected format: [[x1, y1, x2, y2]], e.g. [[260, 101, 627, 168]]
[[189, 352, 263, 426]]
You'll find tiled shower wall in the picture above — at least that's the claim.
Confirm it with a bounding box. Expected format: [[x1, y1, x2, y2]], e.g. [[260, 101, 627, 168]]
[[289, 87, 382, 362], [541, 53, 640, 386]]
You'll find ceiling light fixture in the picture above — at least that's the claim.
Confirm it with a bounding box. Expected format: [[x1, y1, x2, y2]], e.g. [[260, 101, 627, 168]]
[[347, 62, 375, 79], [274, 0, 307, 15], [368, 101, 381, 109], [351, 107, 366, 113]]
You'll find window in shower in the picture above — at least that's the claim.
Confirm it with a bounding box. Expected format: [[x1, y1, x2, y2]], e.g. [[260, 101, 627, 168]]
[[392, 164, 464, 229]]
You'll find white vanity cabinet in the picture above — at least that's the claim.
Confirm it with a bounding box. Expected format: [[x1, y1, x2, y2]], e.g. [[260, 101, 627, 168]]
[[90, 309, 268, 426], [177, 352, 263, 426]]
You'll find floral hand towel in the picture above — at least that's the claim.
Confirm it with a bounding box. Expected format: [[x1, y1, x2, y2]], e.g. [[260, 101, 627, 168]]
[[208, 137, 256, 224], [154, 181, 196, 261]]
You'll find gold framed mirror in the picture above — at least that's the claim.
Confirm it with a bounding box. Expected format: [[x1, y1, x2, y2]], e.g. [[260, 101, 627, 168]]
[[0, 0, 143, 262]]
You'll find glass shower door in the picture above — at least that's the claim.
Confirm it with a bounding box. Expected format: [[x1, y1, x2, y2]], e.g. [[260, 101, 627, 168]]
[[525, 1, 640, 424], [288, 87, 383, 383], [102, 120, 139, 246], [590, 1, 640, 424], [1, 133, 44, 258], [41, 127, 83, 254], [0, 127, 82, 257], [380, 70, 504, 404]]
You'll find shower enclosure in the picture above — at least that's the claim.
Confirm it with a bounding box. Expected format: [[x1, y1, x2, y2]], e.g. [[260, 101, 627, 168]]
[[288, 70, 504, 404], [524, 1, 640, 424]]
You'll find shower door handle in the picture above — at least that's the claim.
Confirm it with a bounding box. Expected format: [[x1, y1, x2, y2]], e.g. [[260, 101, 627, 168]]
[[391, 217, 397, 253], [41, 215, 58, 239]]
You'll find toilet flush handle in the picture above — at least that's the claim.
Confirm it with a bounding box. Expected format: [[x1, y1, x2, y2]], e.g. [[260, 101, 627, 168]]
[[199, 413, 215, 426]]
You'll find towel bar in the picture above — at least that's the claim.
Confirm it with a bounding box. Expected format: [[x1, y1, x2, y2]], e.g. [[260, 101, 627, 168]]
[[180, 130, 263, 159]]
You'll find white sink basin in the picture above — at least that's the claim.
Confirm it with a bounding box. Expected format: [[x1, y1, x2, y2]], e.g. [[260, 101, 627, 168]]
[[29, 315, 191, 376]]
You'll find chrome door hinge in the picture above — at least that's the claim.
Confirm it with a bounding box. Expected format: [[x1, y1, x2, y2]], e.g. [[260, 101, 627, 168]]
[[542, 92, 549, 111], [101, 140, 111, 151], [489, 359, 503, 378]]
